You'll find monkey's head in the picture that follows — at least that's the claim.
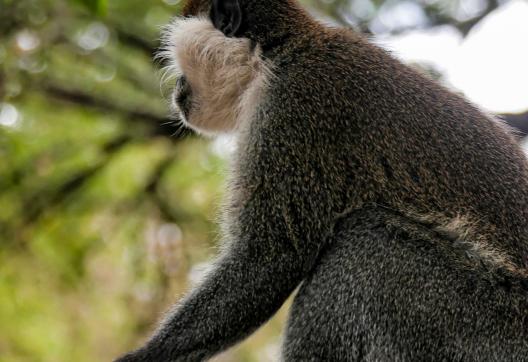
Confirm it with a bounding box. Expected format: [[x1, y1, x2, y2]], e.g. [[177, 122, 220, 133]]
[[160, 0, 311, 136]]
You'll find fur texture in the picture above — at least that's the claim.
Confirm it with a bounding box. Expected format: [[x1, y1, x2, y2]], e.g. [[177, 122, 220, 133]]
[[116, 1, 528, 361], [285, 207, 528, 361]]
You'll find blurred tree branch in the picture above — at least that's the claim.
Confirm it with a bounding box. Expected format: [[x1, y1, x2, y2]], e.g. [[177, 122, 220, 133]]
[[18, 136, 130, 225], [41, 84, 188, 139], [115, 27, 158, 58], [311, 0, 502, 36], [423, 0, 500, 36], [145, 157, 179, 223]]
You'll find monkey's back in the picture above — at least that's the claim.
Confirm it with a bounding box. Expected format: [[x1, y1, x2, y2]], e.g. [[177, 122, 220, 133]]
[[260, 28, 528, 271], [284, 207, 528, 361]]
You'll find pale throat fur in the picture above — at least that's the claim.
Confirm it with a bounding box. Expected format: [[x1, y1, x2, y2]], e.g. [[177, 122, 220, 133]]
[[159, 16, 273, 137]]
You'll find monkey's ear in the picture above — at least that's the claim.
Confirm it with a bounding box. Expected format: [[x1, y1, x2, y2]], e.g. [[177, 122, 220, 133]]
[[210, 0, 243, 37]]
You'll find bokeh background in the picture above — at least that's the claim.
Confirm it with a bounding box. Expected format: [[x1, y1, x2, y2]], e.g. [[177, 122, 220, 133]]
[[1, 0, 527, 361]]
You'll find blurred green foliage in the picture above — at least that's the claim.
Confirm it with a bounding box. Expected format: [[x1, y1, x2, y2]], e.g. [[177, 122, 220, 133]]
[[0, 0, 512, 361], [75, 0, 108, 16]]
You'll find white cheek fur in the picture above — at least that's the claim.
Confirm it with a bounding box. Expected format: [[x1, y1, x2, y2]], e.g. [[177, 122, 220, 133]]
[[159, 17, 273, 136]]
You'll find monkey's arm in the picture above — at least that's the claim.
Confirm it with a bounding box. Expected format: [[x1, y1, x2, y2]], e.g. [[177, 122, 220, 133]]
[[116, 174, 326, 361]]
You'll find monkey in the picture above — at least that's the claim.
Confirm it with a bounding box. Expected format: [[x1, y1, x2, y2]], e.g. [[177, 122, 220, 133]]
[[116, 0, 528, 360]]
